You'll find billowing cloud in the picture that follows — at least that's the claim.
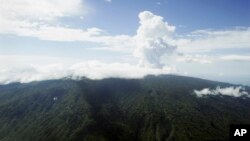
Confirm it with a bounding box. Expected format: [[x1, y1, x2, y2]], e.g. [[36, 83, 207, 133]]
[[134, 11, 177, 68], [194, 86, 249, 97]]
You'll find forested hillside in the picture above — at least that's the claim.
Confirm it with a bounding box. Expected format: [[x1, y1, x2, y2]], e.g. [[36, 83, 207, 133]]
[[0, 75, 250, 141]]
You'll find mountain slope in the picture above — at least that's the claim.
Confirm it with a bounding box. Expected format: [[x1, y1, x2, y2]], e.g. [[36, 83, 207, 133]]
[[0, 75, 250, 141]]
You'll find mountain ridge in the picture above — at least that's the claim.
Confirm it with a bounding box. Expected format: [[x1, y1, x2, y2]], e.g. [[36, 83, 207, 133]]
[[0, 75, 250, 141]]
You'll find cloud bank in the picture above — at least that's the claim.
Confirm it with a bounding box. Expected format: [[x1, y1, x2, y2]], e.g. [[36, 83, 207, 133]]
[[220, 55, 250, 62], [0, 60, 175, 84], [176, 55, 212, 64], [178, 28, 250, 53], [194, 86, 249, 97]]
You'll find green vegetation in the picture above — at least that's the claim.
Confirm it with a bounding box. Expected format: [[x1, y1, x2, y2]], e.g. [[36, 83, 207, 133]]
[[0, 75, 250, 141]]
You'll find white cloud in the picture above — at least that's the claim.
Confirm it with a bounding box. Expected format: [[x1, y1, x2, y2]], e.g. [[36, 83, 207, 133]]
[[13, 26, 104, 41], [0, 0, 85, 32], [178, 28, 250, 53], [194, 86, 249, 97], [0, 0, 84, 19], [0, 0, 135, 53], [0, 59, 175, 84], [0, 0, 104, 45], [176, 55, 212, 64], [220, 55, 250, 62], [134, 11, 177, 68]]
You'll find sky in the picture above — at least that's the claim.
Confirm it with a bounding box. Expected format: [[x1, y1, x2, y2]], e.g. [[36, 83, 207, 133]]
[[0, 0, 250, 85]]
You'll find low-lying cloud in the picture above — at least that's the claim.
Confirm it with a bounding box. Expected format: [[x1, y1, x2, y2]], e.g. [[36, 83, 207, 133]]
[[220, 55, 250, 62], [0, 60, 176, 84], [194, 86, 249, 97], [176, 55, 212, 64]]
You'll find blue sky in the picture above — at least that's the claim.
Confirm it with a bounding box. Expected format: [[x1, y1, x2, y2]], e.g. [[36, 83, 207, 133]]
[[0, 0, 250, 84], [54, 0, 250, 35], [84, 0, 250, 34]]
